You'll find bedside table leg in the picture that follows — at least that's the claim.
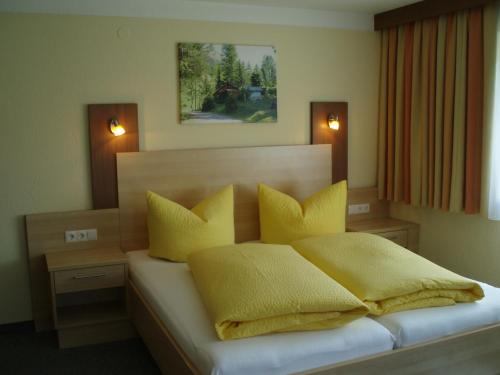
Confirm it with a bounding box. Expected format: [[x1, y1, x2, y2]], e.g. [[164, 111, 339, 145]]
[[49, 273, 58, 329]]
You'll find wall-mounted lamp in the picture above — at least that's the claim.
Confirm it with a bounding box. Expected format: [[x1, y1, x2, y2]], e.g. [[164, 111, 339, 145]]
[[327, 113, 340, 131], [89, 103, 138, 209], [109, 117, 126, 136], [311, 101, 348, 183]]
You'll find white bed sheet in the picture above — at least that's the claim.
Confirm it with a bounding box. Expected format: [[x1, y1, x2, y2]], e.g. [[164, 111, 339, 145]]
[[373, 282, 500, 348], [127, 250, 395, 375]]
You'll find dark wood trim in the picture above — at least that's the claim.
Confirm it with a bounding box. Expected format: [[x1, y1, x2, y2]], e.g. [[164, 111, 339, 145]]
[[310, 102, 348, 184], [374, 0, 493, 30], [88, 103, 139, 209]]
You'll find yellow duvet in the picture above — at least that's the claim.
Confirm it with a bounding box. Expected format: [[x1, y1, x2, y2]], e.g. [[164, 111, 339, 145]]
[[187, 243, 368, 340], [291, 233, 484, 315]]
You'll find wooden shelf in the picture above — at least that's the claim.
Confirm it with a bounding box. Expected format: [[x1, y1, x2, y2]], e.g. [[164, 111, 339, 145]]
[[347, 218, 417, 234], [56, 300, 128, 329]]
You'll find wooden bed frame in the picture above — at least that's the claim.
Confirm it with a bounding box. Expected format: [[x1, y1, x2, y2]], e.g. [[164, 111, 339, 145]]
[[117, 145, 500, 374]]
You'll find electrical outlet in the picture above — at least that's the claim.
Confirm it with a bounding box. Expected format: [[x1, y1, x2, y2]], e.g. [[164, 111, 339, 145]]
[[65, 230, 78, 242], [64, 229, 98, 243], [348, 203, 370, 215], [77, 230, 88, 241]]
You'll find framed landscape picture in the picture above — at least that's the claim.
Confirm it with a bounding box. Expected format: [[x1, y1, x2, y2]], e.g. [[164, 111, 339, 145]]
[[178, 43, 277, 124]]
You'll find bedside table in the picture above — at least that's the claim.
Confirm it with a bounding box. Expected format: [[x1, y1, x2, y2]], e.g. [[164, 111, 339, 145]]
[[347, 218, 419, 252], [46, 247, 135, 348]]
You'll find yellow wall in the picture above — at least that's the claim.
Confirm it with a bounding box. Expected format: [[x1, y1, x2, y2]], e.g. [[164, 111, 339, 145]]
[[391, 204, 500, 287], [0, 12, 379, 324]]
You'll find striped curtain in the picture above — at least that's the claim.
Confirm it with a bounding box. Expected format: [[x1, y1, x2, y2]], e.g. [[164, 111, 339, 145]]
[[377, 9, 484, 214]]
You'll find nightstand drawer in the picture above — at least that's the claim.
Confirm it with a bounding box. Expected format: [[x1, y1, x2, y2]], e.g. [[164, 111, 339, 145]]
[[54, 265, 125, 294], [377, 230, 408, 247]]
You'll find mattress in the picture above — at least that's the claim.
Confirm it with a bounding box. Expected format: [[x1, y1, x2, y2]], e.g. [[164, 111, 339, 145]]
[[373, 282, 500, 348], [127, 250, 395, 375]]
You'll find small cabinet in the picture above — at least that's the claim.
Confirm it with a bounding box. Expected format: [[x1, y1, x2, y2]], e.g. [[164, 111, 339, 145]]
[[347, 218, 419, 252], [46, 247, 134, 348]]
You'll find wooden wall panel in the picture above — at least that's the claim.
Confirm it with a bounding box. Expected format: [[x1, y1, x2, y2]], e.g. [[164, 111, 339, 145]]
[[311, 102, 348, 184], [25, 208, 120, 331], [88, 103, 139, 209]]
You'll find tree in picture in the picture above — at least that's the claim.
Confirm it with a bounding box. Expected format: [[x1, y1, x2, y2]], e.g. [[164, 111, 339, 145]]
[[179, 43, 277, 124]]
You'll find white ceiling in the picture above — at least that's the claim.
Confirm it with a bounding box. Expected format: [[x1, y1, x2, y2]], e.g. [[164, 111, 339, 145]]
[[0, 0, 418, 30], [191, 0, 417, 14]]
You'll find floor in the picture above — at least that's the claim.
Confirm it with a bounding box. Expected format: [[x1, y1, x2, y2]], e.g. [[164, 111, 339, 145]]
[[0, 328, 160, 375]]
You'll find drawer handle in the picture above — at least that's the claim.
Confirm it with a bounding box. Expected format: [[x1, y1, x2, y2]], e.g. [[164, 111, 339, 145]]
[[72, 273, 106, 280]]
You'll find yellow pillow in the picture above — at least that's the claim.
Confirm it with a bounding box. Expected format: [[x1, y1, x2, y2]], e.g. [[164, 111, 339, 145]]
[[258, 181, 347, 244], [147, 185, 235, 262]]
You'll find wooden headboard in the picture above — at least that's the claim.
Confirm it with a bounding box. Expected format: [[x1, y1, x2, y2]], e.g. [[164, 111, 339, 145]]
[[117, 145, 332, 251]]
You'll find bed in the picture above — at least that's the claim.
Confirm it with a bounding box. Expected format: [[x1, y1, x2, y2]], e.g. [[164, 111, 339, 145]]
[[116, 144, 500, 374], [128, 250, 395, 375]]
